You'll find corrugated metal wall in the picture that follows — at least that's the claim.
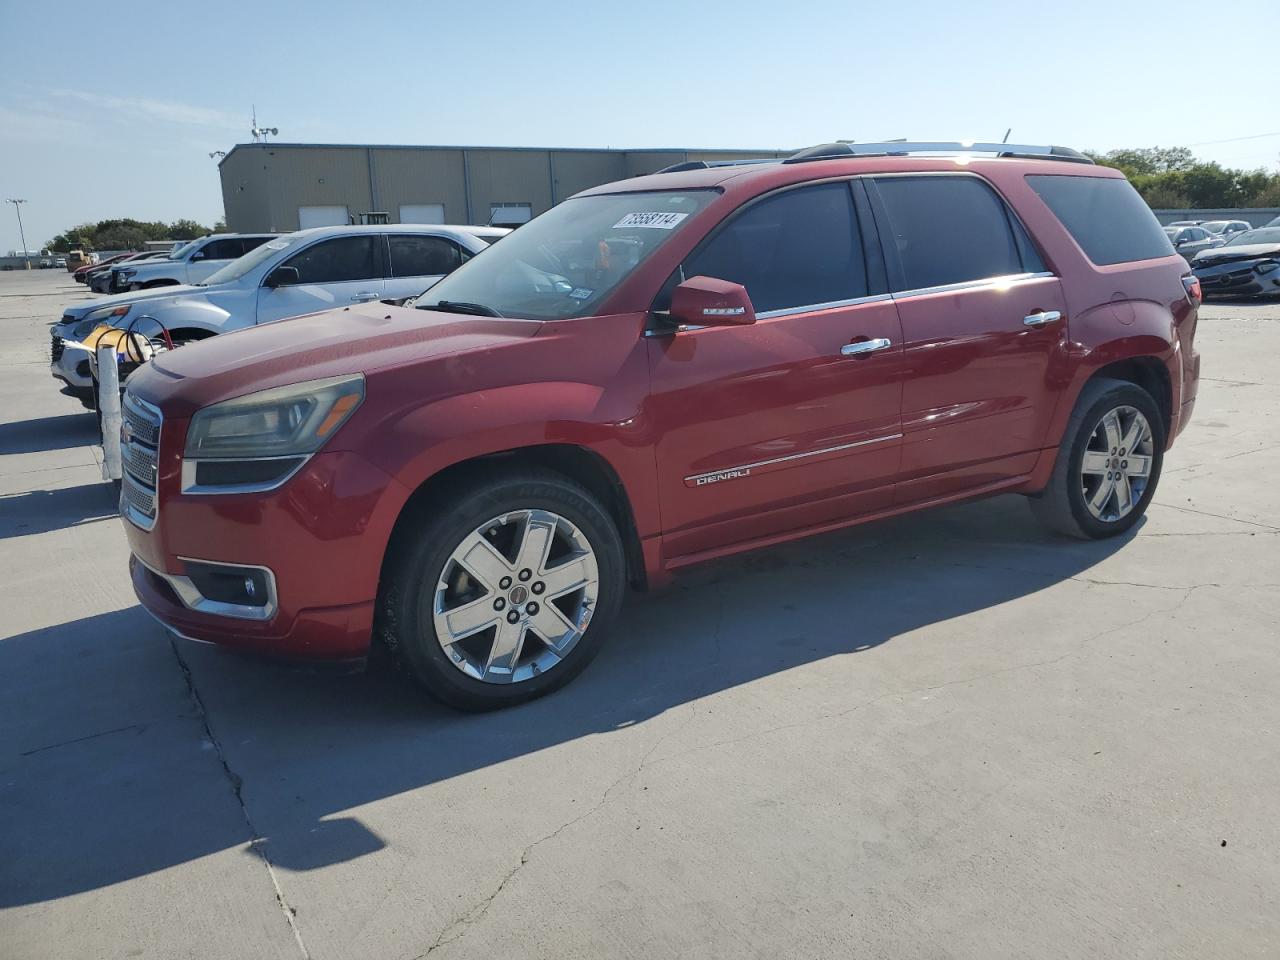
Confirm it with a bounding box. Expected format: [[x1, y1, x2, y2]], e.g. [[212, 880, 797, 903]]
[[219, 144, 785, 232]]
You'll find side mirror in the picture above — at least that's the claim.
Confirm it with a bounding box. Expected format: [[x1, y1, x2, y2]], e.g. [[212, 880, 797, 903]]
[[265, 266, 300, 288], [669, 276, 756, 328]]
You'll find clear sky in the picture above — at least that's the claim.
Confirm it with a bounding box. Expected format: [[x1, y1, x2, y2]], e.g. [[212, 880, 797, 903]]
[[2, 0, 1277, 252]]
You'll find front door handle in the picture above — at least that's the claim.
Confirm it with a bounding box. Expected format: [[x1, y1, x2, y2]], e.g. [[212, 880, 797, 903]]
[[351, 292, 380, 303], [841, 337, 892, 357], [1023, 310, 1062, 327]]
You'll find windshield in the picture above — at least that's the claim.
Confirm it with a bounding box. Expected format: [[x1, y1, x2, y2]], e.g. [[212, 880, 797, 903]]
[[167, 240, 199, 260], [1227, 228, 1280, 246], [418, 190, 716, 320], [1201, 221, 1228, 233], [202, 237, 296, 285]]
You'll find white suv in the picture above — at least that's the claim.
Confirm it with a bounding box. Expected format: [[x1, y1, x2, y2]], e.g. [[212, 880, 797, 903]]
[[51, 224, 508, 400], [113, 233, 279, 290]]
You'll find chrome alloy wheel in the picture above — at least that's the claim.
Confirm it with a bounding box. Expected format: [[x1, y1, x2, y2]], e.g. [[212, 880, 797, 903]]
[[1080, 405, 1154, 522], [432, 509, 600, 684]]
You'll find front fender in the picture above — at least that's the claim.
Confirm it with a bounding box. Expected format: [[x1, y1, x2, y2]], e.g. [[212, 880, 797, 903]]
[[352, 379, 659, 536], [136, 297, 235, 336]]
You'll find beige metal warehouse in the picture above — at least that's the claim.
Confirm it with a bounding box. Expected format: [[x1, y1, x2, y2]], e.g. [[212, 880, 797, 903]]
[[218, 143, 788, 233]]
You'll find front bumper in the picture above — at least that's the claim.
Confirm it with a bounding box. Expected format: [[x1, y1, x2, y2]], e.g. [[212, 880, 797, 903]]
[[51, 340, 94, 390], [1193, 261, 1280, 298], [124, 444, 412, 660]]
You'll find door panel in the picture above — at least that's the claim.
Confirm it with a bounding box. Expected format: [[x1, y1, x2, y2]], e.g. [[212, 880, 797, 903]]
[[255, 235, 384, 324], [894, 275, 1068, 501], [649, 300, 904, 560]]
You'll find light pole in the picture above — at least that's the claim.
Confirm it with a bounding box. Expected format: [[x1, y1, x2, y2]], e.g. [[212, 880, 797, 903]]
[[6, 199, 30, 270]]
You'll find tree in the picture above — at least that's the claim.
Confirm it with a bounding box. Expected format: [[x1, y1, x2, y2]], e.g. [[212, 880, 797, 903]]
[[44, 216, 213, 252], [168, 219, 210, 240], [1088, 145, 1280, 210]]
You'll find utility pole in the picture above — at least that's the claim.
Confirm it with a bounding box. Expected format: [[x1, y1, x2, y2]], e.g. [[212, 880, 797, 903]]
[[6, 199, 30, 269]]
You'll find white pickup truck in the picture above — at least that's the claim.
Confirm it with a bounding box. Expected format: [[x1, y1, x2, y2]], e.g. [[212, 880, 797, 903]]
[[112, 233, 279, 290], [51, 224, 507, 401]]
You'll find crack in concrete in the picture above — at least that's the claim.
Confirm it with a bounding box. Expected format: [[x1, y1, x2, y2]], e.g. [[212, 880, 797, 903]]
[[1154, 502, 1280, 532], [1166, 441, 1280, 475], [19, 716, 195, 756], [937, 560, 1215, 592], [166, 635, 311, 960], [414, 701, 700, 958]]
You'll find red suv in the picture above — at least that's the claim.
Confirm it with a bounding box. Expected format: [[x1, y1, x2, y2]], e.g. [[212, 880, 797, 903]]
[[121, 141, 1200, 710]]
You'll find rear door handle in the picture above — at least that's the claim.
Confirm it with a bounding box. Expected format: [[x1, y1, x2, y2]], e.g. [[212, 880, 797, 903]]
[[351, 292, 380, 303], [1023, 310, 1062, 327], [841, 337, 892, 357]]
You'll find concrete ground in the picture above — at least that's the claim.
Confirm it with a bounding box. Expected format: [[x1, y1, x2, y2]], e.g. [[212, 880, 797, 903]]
[[1, 268, 1277, 960]]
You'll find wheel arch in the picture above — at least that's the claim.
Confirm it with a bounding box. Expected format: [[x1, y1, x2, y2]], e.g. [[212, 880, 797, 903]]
[[382, 443, 650, 593], [1087, 356, 1172, 440]]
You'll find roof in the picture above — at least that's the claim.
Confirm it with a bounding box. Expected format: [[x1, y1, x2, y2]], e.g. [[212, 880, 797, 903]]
[[576, 153, 1123, 201], [282, 224, 510, 240]]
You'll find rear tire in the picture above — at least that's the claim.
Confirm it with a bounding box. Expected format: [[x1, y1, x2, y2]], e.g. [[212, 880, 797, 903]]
[[1029, 378, 1165, 539], [377, 469, 626, 711]]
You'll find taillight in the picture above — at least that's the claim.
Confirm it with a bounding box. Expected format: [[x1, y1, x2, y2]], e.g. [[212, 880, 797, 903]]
[[1181, 274, 1202, 303]]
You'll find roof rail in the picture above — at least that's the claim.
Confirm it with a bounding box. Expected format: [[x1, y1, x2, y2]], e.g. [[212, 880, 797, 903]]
[[653, 157, 779, 174], [783, 141, 1094, 165]]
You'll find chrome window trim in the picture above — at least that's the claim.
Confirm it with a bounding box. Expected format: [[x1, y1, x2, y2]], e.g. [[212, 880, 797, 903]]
[[756, 292, 893, 320], [891, 271, 1055, 301], [180, 455, 311, 495], [684, 432, 902, 485], [135, 554, 278, 622]]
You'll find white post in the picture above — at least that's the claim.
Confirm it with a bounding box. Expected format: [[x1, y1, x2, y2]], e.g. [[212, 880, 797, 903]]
[[98, 344, 123, 482]]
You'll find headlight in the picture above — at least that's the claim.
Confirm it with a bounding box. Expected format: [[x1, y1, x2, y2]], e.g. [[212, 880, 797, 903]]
[[1256, 260, 1279, 275], [119, 269, 136, 280], [182, 375, 365, 491], [74, 304, 130, 338]]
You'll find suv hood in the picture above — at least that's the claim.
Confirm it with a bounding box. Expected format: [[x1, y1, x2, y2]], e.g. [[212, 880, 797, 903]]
[[61, 282, 207, 320], [1193, 242, 1280, 264], [129, 302, 542, 416]]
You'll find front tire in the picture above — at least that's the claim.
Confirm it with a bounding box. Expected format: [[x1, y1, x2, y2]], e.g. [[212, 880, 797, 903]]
[[378, 469, 625, 711], [1029, 378, 1165, 539]]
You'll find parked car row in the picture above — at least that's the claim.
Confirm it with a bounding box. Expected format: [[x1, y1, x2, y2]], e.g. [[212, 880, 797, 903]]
[[72, 140, 1202, 710], [50, 223, 508, 403]]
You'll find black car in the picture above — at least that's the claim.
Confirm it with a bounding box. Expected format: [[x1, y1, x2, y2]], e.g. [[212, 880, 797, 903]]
[[1191, 228, 1280, 298]]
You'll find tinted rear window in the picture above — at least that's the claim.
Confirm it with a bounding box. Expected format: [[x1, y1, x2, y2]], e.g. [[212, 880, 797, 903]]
[[871, 175, 1032, 290], [1027, 175, 1174, 265]]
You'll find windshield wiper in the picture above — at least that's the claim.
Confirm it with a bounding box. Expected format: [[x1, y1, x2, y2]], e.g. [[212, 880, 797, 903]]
[[420, 300, 505, 318]]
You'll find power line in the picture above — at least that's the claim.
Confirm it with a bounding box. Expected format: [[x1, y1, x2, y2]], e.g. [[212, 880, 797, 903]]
[[1187, 132, 1280, 147]]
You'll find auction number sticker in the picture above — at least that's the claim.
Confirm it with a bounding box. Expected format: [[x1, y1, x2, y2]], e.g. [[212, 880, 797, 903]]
[[613, 212, 689, 230]]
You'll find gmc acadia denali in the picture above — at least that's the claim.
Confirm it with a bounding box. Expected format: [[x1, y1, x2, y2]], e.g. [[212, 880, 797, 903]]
[[120, 141, 1201, 710]]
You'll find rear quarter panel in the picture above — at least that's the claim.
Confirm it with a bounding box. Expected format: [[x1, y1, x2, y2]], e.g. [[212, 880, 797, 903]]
[[986, 166, 1194, 452]]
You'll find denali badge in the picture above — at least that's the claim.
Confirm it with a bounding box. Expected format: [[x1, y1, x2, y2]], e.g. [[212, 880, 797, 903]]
[[691, 468, 751, 487]]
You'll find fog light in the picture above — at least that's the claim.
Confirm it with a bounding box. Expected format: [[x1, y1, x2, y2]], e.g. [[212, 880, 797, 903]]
[[184, 561, 271, 609]]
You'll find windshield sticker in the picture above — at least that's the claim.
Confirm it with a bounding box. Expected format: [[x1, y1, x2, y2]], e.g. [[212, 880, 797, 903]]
[[569, 288, 594, 300], [613, 211, 689, 230]]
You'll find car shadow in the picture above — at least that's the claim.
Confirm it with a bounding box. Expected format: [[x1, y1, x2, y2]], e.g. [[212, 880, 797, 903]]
[[0, 482, 118, 539], [1, 494, 1142, 906], [0, 413, 98, 455]]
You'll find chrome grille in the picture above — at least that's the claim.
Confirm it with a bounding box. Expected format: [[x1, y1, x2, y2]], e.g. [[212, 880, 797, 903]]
[[120, 392, 162, 529], [121, 473, 156, 518], [122, 437, 158, 485]]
